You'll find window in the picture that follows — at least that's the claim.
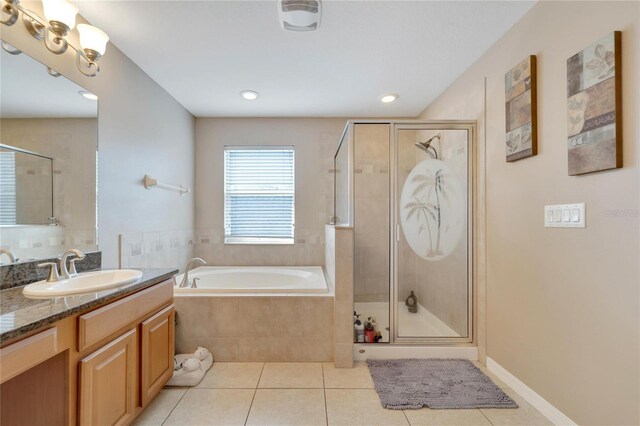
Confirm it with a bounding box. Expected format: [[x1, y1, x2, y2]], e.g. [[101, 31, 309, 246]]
[[224, 146, 295, 244], [0, 151, 17, 225]]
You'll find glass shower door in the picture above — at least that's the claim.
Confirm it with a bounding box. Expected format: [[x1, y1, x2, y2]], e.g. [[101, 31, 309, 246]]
[[393, 124, 472, 342]]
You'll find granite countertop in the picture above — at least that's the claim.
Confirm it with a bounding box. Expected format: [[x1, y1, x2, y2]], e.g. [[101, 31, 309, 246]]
[[0, 268, 178, 344]]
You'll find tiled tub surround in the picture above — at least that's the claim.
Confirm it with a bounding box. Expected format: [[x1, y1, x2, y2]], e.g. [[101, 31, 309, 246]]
[[0, 251, 102, 290], [174, 294, 334, 362], [119, 229, 195, 271], [194, 228, 325, 266], [0, 268, 177, 344], [326, 225, 354, 368]]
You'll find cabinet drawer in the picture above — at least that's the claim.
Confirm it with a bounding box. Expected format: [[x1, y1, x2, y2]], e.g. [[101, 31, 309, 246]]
[[0, 327, 58, 384], [78, 280, 173, 351]]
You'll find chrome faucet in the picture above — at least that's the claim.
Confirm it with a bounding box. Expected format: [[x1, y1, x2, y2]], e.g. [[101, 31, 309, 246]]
[[0, 248, 16, 264], [178, 257, 206, 288], [59, 249, 86, 279]]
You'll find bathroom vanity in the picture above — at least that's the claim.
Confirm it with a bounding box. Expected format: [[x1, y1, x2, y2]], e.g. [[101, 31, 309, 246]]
[[0, 268, 177, 426]]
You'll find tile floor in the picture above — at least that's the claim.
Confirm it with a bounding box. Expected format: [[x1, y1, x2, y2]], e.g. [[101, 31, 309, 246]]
[[134, 361, 552, 426]]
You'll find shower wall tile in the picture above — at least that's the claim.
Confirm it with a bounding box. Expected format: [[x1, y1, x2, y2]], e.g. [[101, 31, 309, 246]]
[[332, 226, 354, 368], [335, 258, 354, 301], [335, 300, 354, 343], [353, 124, 390, 304], [324, 225, 336, 288], [119, 228, 194, 271]]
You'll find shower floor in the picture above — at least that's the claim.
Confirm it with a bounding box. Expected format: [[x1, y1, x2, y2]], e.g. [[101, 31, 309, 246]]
[[354, 301, 460, 343]]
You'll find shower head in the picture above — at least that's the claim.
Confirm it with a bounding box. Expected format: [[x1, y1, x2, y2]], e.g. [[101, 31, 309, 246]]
[[415, 133, 440, 158], [414, 141, 431, 152], [414, 134, 441, 158]]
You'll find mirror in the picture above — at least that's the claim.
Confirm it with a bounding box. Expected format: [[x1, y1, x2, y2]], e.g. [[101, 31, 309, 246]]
[[0, 144, 54, 225], [0, 44, 98, 264]]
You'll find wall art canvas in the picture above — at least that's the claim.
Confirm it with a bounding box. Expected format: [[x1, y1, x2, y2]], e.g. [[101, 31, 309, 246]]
[[567, 31, 621, 175], [505, 55, 537, 162]]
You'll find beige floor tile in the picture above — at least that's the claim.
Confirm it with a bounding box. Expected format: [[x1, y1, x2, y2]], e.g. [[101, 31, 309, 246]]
[[258, 362, 324, 388], [323, 362, 374, 388], [472, 361, 510, 389], [480, 388, 553, 425], [403, 408, 491, 426], [132, 388, 187, 426], [163, 388, 254, 426], [326, 389, 409, 426], [246, 389, 327, 426], [195, 362, 264, 389]]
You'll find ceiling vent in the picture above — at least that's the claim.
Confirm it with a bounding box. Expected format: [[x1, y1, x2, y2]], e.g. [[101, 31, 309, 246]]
[[278, 0, 321, 32]]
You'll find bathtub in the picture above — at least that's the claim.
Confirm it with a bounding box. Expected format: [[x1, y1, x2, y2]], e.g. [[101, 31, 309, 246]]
[[173, 266, 329, 295], [172, 265, 334, 362]]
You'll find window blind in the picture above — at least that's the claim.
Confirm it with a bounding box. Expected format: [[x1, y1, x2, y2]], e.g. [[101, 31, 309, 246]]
[[0, 151, 17, 225], [224, 147, 295, 244]]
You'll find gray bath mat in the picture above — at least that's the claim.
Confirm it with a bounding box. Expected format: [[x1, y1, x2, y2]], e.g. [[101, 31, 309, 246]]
[[367, 359, 518, 410]]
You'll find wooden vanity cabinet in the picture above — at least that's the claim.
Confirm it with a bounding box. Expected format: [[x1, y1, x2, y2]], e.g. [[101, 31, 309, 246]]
[[0, 278, 176, 426], [79, 329, 138, 426], [140, 304, 175, 407]]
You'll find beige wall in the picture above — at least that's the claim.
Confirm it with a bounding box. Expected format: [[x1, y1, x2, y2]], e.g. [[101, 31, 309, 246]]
[[194, 118, 345, 266], [419, 1, 639, 424], [1, 2, 195, 268]]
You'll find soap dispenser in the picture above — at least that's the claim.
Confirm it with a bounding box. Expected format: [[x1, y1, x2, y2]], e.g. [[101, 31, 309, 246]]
[[405, 291, 418, 313]]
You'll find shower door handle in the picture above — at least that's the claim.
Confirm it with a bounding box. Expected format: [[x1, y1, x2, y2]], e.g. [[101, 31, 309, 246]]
[[396, 224, 401, 242]]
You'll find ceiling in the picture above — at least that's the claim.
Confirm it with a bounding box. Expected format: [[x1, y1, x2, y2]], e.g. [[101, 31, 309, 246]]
[[1, 47, 97, 118], [78, 1, 535, 118]]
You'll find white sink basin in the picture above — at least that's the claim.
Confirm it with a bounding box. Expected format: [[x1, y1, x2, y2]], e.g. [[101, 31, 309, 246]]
[[23, 269, 143, 297]]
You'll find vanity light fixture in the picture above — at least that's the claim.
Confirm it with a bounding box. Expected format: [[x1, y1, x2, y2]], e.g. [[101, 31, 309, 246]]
[[240, 90, 259, 100], [78, 90, 97, 100], [380, 93, 399, 103], [0, 0, 109, 77]]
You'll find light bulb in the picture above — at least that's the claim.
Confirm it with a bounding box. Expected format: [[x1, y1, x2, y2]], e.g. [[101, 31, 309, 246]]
[[79, 90, 98, 100], [77, 24, 109, 56], [42, 0, 78, 30], [240, 90, 259, 100], [380, 94, 399, 103]]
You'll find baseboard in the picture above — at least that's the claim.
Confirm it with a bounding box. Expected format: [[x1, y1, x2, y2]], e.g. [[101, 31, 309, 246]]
[[486, 357, 576, 426]]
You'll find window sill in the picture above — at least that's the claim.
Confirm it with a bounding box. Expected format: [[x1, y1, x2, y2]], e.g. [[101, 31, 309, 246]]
[[224, 237, 294, 245]]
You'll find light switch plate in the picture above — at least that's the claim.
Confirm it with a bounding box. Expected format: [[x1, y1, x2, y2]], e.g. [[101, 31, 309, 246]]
[[545, 203, 585, 228]]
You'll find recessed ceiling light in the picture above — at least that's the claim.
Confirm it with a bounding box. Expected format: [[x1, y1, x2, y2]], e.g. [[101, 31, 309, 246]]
[[380, 93, 399, 103], [79, 90, 98, 100], [240, 90, 259, 100]]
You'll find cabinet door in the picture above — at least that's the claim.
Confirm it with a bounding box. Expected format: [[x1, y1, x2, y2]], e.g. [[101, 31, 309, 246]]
[[140, 304, 175, 406], [79, 329, 137, 426]]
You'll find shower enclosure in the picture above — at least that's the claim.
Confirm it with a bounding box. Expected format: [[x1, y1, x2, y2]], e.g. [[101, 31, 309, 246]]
[[333, 120, 475, 345]]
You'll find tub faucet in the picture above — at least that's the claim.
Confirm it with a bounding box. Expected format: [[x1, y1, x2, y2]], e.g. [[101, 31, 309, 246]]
[[60, 249, 86, 279], [0, 249, 16, 264], [178, 257, 206, 288]]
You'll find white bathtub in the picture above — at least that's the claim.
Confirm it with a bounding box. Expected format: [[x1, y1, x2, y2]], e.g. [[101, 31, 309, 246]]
[[173, 266, 328, 295]]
